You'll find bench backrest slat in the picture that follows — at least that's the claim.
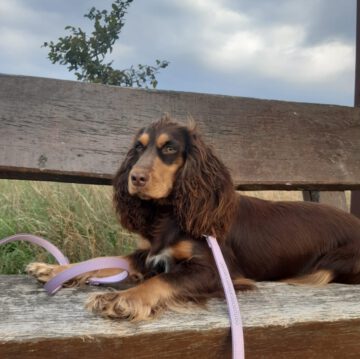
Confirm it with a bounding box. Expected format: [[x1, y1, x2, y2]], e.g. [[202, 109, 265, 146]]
[[1, 74, 360, 190]]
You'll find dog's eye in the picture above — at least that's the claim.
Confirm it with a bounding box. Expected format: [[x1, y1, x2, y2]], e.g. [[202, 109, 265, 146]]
[[162, 143, 177, 155], [134, 142, 145, 152]]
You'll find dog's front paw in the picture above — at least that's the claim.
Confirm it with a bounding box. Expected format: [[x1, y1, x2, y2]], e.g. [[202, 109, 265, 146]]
[[26, 262, 84, 287], [26, 262, 66, 283], [86, 276, 175, 321], [86, 290, 156, 321]]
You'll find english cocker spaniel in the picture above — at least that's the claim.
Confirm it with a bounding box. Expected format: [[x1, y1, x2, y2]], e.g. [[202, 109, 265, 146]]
[[28, 116, 360, 321]]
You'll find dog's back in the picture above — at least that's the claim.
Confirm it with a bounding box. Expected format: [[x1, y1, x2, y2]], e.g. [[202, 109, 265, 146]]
[[225, 194, 360, 284]]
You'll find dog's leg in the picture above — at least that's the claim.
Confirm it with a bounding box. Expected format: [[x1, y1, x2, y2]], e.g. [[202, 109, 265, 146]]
[[282, 243, 360, 286], [26, 262, 132, 287], [26, 249, 149, 287], [87, 275, 175, 320], [86, 260, 221, 321], [281, 269, 334, 286], [26, 262, 73, 284], [315, 243, 360, 284], [232, 277, 257, 291]]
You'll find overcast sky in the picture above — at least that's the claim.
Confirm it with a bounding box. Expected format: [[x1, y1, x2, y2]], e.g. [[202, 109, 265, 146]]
[[0, 0, 357, 106]]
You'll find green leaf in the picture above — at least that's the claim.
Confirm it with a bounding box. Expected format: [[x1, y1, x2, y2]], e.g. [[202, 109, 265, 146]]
[[43, 1, 169, 88]]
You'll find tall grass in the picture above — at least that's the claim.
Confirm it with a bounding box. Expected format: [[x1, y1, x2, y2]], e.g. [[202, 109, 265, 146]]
[[0, 180, 303, 275], [0, 180, 136, 274], [1, 179, 349, 275]]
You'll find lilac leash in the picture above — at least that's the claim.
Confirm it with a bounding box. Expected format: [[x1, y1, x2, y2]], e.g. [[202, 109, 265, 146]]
[[0, 234, 69, 265], [44, 257, 129, 294], [206, 235, 245, 359], [0, 234, 129, 294], [1, 234, 244, 358]]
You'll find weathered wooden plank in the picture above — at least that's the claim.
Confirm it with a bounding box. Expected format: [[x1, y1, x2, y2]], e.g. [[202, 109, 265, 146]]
[[318, 191, 348, 211], [1, 276, 360, 358], [303, 190, 348, 211], [1, 75, 360, 190]]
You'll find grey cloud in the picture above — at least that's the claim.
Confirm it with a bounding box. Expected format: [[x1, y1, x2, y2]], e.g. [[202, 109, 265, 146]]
[[0, 0, 356, 106]]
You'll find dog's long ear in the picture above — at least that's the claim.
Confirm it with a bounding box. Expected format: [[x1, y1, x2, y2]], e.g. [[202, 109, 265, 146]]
[[173, 127, 236, 239], [113, 148, 154, 236]]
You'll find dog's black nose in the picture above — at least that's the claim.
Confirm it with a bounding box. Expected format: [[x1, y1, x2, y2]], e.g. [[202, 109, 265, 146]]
[[130, 171, 149, 187]]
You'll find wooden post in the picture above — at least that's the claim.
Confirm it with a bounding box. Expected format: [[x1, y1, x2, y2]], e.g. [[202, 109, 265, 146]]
[[351, 0, 360, 217]]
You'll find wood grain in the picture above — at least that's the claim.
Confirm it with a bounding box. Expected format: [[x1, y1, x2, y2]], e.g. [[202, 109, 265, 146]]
[[1, 276, 360, 358], [1, 75, 360, 190], [303, 190, 348, 211], [317, 191, 348, 211]]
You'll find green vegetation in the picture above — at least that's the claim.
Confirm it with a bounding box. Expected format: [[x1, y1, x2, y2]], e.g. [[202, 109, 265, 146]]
[[43, 0, 169, 88], [0, 180, 136, 274]]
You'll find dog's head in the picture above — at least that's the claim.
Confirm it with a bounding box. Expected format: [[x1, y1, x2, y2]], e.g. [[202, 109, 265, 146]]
[[127, 116, 189, 200], [113, 115, 235, 239]]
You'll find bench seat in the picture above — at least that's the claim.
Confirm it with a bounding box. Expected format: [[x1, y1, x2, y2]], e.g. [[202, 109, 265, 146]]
[[1, 275, 360, 358]]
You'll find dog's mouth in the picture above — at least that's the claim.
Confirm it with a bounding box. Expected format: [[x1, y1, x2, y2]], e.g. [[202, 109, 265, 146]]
[[127, 185, 148, 199], [132, 191, 170, 201], [129, 186, 159, 200], [135, 192, 152, 200], [128, 181, 172, 201]]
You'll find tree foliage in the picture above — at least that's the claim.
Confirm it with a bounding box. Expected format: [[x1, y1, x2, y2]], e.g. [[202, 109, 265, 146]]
[[43, 0, 169, 88]]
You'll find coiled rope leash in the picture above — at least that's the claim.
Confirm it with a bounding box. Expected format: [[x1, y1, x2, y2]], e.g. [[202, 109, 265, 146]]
[[1, 233, 244, 358]]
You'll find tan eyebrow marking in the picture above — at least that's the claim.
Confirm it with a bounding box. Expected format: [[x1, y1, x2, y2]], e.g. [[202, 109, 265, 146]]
[[156, 133, 170, 148], [138, 133, 150, 147]]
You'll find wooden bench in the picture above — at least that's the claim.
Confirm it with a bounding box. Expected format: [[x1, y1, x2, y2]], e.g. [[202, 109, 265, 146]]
[[1, 74, 360, 358]]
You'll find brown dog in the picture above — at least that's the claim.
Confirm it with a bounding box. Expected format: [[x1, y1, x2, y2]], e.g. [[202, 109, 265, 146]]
[[28, 116, 360, 321]]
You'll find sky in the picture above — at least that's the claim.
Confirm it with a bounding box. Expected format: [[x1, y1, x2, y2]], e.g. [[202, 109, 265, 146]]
[[0, 0, 357, 106]]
